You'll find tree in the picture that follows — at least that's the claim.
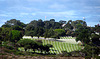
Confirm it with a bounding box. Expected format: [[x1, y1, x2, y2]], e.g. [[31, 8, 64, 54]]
[[76, 28, 90, 44], [91, 34, 100, 46], [25, 24, 34, 31], [17, 39, 53, 53], [38, 19, 44, 27], [54, 29, 66, 39], [59, 20, 66, 24], [64, 22, 73, 30], [42, 44, 53, 53], [44, 28, 54, 38], [44, 29, 49, 39], [2, 19, 26, 28], [25, 31, 34, 38], [82, 44, 100, 58], [38, 27, 44, 37], [94, 25, 100, 33], [0, 27, 11, 42], [9, 30, 22, 42], [12, 25, 25, 36], [12, 25, 23, 30], [50, 19, 55, 22], [66, 30, 73, 36], [48, 28, 55, 37], [0, 28, 2, 44], [17, 39, 39, 52], [44, 21, 52, 29], [54, 22, 62, 29], [71, 20, 87, 30]]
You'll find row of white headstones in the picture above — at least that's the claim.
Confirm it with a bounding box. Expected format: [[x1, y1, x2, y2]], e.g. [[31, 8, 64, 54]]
[[22, 36, 81, 54]]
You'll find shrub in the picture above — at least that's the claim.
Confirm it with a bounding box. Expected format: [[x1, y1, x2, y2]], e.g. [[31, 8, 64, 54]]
[[95, 56, 100, 59], [10, 30, 22, 42], [85, 56, 91, 59], [5, 45, 14, 50], [17, 39, 40, 52]]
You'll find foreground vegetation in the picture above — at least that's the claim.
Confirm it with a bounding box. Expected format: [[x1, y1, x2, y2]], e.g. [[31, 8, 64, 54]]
[[0, 19, 100, 59], [18, 39, 82, 54]]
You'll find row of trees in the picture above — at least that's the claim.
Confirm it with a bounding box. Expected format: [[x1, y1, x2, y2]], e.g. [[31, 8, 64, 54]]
[[0, 28, 22, 43], [17, 39, 53, 53], [75, 25, 100, 58], [1, 19, 100, 41], [1, 19, 87, 38], [0, 25, 53, 54]]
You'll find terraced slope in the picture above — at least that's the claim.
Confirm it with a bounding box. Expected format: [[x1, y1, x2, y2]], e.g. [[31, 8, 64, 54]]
[[31, 39, 82, 54]]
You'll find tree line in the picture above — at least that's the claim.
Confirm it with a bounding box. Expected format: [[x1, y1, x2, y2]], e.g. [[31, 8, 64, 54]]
[[0, 19, 100, 58], [1, 19, 87, 39]]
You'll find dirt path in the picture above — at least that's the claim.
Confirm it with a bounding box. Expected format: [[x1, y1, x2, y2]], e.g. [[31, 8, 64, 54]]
[[0, 55, 84, 59]]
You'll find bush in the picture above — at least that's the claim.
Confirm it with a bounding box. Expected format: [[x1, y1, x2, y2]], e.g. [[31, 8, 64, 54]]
[[4, 49, 11, 53], [95, 56, 100, 59], [10, 30, 22, 42], [35, 40, 43, 44], [60, 51, 69, 57], [17, 39, 41, 52], [14, 51, 24, 55], [0, 44, 2, 47], [5, 45, 14, 50], [2, 41, 14, 50], [85, 56, 91, 59]]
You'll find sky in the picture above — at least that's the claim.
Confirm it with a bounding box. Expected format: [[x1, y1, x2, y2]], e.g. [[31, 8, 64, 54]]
[[0, 0, 100, 27]]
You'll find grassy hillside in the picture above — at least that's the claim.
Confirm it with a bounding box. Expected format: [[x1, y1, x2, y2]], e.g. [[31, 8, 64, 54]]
[[19, 39, 82, 54]]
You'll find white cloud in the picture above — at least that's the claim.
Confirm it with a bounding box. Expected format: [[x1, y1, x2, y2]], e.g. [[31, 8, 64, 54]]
[[94, 6, 100, 8], [27, 0, 49, 3], [0, 19, 7, 27], [0, 19, 7, 22], [49, 3, 66, 9], [21, 13, 29, 15], [38, 11, 77, 16], [32, 13, 36, 16], [87, 22, 98, 27], [8, 6, 39, 12], [19, 13, 29, 17], [0, 14, 8, 17]]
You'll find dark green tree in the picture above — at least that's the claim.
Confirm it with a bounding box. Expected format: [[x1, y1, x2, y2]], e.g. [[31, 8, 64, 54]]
[[0, 27, 11, 42], [54, 29, 66, 39], [9, 30, 22, 42], [25, 31, 34, 38], [44, 29, 49, 39], [76, 29, 90, 44], [50, 19, 55, 22], [82, 44, 100, 58], [2, 19, 26, 28], [71, 20, 87, 30], [17, 39, 40, 52], [59, 20, 66, 24], [44, 21, 52, 29]]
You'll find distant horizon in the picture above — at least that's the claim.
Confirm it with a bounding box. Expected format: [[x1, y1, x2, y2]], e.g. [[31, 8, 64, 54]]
[[0, 18, 99, 27]]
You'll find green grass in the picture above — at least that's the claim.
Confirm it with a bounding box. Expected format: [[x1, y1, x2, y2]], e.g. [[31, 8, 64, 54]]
[[30, 39, 82, 54]]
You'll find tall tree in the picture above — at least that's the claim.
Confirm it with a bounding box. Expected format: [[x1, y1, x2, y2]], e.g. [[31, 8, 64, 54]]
[[54, 29, 66, 38], [50, 19, 55, 22], [59, 20, 66, 24], [76, 28, 90, 44], [71, 20, 87, 30], [9, 30, 22, 42], [2, 19, 26, 28]]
